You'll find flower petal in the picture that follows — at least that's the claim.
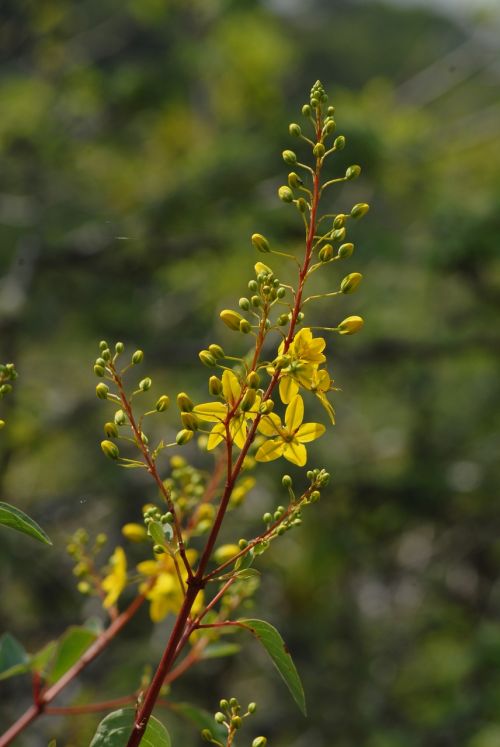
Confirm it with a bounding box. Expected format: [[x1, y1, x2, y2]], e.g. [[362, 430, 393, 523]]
[[279, 375, 299, 404], [207, 422, 225, 450], [222, 370, 241, 405], [193, 402, 227, 422], [258, 413, 283, 437], [255, 438, 285, 462], [230, 416, 247, 449], [316, 392, 335, 424], [285, 394, 304, 432], [296, 422, 326, 443], [283, 441, 307, 466]]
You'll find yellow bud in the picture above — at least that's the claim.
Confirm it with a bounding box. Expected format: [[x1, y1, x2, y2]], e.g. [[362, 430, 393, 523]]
[[0, 419, 5, 429], [351, 203, 370, 219], [101, 440, 119, 459], [96, 383, 109, 399], [254, 262, 272, 276], [346, 164, 361, 180], [220, 309, 243, 331], [259, 399, 274, 414], [240, 388, 256, 412], [318, 244, 333, 262], [139, 377, 152, 391], [122, 523, 147, 542], [338, 243, 354, 259], [214, 544, 240, 564], [340, 272, 363, 294], [77, 581, 91, 595], [132, 350, 144, 365], [239, 319, 252, 334], [208, 344, 225, 359], [247, 371, 260, 388], [338, 315, 364, 335], [313, 142, 325, 158], [288, 172, 302, 188], [181, 412, 199, 431], [176, 429, 194, 445], [199, 350, 217, 367], [104, 422, 119, 438], [209, 376, 223, 396], [251, 233, 271, 253], [177, 392, 194, 412], [155, 395, 170, 412], [282, 150, 297, 165], [278, 185, 294, 203]]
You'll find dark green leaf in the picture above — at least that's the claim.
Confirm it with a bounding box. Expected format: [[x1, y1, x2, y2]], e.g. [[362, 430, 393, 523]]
[[234, 548, 254, 571], [89, 708, 170, 747], [239, 618, 306, 715], [0, 502, 52, 545], [46, 626, 98, 684], [201, 642, 241, 659], [172, 702, 226, 741], [0, 633, 30, 680]]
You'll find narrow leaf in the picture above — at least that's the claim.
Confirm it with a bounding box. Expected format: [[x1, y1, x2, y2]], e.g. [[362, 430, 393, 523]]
[[0, 633, 30, 681], [239, 618, 306, 715], [90, 708, 170, 747], [0, 502, 52, 545], [201, 642, 241, 659], [46, 626, 98, 684]]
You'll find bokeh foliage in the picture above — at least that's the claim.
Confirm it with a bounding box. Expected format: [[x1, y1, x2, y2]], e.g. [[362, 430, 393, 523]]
[[1, 0, 500, 745]]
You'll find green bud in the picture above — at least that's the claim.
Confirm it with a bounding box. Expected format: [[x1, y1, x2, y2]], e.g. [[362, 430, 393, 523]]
[[95, 357, 106, 367], [101, 348, 111, 361], [229, 697, 239, 708], [277, 313, 289, 326], [338, 315, 364, 335], [302, 104, 311, 117], [220, 309, 243, 331], [248, 702, 257, 713], [278, 186, 294, 203], [276, 286, 286, 298], [201, 729, 213, 742], [231, 716, 242, 729], [240, 388, 256, 412], [115, 342, 125, 354], [340, 272, 363, 294], [214, 712, 226, 724], [334, 135, 346, 150], [310, 97, 319, 109], [346, 164, 361, 180], [199, 350, 217, 367], [132, 350, 144, 365], [282, 475, 292, 488], [220, 699, 229, 710], [282, 150, 297, 165], [104, 421, 118, 438], [153, 544, 165, 554], [263, 512, 272, 524], [351, 202, 370, 219], [239, 319, 252, 334], [208, 344, 224, 359], [209, 376, 223, 396], [114, 409, 127, 425], [259, 399, 274, 414], [338, 242, 354, 259], [327, 106, 335, 115], [181, 412, 199, 431], [296, 197, 307, 213], [289, 123, 301, 136], [155, 395, 170, 412], [297, 311, 304, 322], [251, 295, 261, 307], [99, 340, 108, 351], [332, 227, 347, 242], [176, 429, 194, 445], [251, 233, 271, 254], [288, 172, 302, 188], [310, 490, 321, 502], [96, 383, 109, 399], [239, 297, 250, 310], [94, 365, 105, 377], [238, 538, 248, 549], [323, 118, 336, 134], [318, 244, 333, 262], [248, 279, 258, 292], [313, 142, 325, 158], [333, 214, 345, 229], [177, 392, 194, 412], [247, 371, 260, 388], [139, 377, 152, 391], [101, 440, 119, 460], [252, 738, 267, 747]]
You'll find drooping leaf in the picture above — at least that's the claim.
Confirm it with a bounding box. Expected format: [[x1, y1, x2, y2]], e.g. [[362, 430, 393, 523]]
[[234, 548, 254, 571], [89, 708, 170, 747], [171, 702, 226, 741], [239, 618, 306, 715], [201, 642, 241, 659], [0, 633, 30, 680], [0, 502, 52, 545], [31, 640, 58, 676], [46, 626, 98, 684]]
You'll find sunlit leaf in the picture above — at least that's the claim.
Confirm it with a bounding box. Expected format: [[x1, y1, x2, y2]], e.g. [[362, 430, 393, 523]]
[[46, 626, 98, 684], [89, 708, 170, 747], [0, 502, 52, 545]]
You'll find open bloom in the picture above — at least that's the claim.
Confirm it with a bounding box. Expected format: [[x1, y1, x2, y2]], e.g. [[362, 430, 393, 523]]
[[255, 394, 325, 467], [101, 546, 127, 609], [194, 369, 259, 450], [268, 328, 327, 404], [309, 368, 336, 424], [137, 549, 202, 623]]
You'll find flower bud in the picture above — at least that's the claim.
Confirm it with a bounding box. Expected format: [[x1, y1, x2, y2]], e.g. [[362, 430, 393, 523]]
[[332, 227, 346, 242], [289, 123, 301, 136], [247, 371, 260, 388], [214, 544, 240, 564], [208, 344, 224, 359], [278, 186, 294, 203], [301, 104, 311, 116], [351, 202, 370, 219], [104, 421, 119, 438], [240, 388, 256, 412], [296, 197, 307, 213], [96, 383, 109, 399], [252, 738, 267, 747], [94, 365, 105, 377], [251, 233, 271, 254], [276, 286, 286, 298], [177, 392, 194, 412], [333, 214, 345, 229], [214, 712, 226, 724], [99, 340, 109, 351], [231, 716, 242, 729], [288, 172, 302, 188], [115, 341, 124, 354], [327, 105, 335, 115], [251, 295, 261, 307], [323, 118, 336, 134], [313, 142, 325, 158], [338, 242, 354, 259], [0, 420, 5, 430], [259, 399, 274, 414], [254, 261, 272, 276], [181, 412, 199, 431], [114, 409, 127, 425], [239, 319, 252, 334], [208, 376, 223, 396], [220, 309, 243, 331], [101, 440, 119, 459], [346, 164, 361, 180], [318, 244, 333, 262], [101, 348, 111, 361], [248, 279, 258, 292], [310, 490, 321, 502], [201, 730, 213, 742], [334, 135, 345, 150], [237, 298, 250, 312], [338, 315, 364, 335], [176, 429, 194, 445], [282, 150, 297, 165], [132, 350, 144, 365], [139, 377, 152, 391], [277, 313, 289, 326], [199, 350, 217, 367], [282, 474, 293, 488], [340, 272, 363, 294], [155, 395, 170, 412], [122, 523, 147, 542], [248, 702, 257, 713]]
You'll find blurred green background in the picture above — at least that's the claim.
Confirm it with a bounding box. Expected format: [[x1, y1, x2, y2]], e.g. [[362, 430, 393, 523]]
[[1, 0, 500, 745]]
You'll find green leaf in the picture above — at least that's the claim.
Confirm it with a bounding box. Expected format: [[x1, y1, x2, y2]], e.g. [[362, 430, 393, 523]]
[[234, 548, 254, 571], [171, 702, 226, 741], [201, 642, 241, 659], [239, 618, 306, 716], [31, 640, 58, 676], [90, 708, 170, 747], [0, 501, 52, 545], [46, 626, 98, 684], [0, 633, 30, 680]]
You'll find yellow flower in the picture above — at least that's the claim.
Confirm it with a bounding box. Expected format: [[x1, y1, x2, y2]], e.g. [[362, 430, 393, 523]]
[[309, 368, 336, 425], [137, 549, 203, 623], [194, 370, 260, 450], [269, 328, 327, 404], [101, 547, 127, 609], [255, 395, 325, 467]]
